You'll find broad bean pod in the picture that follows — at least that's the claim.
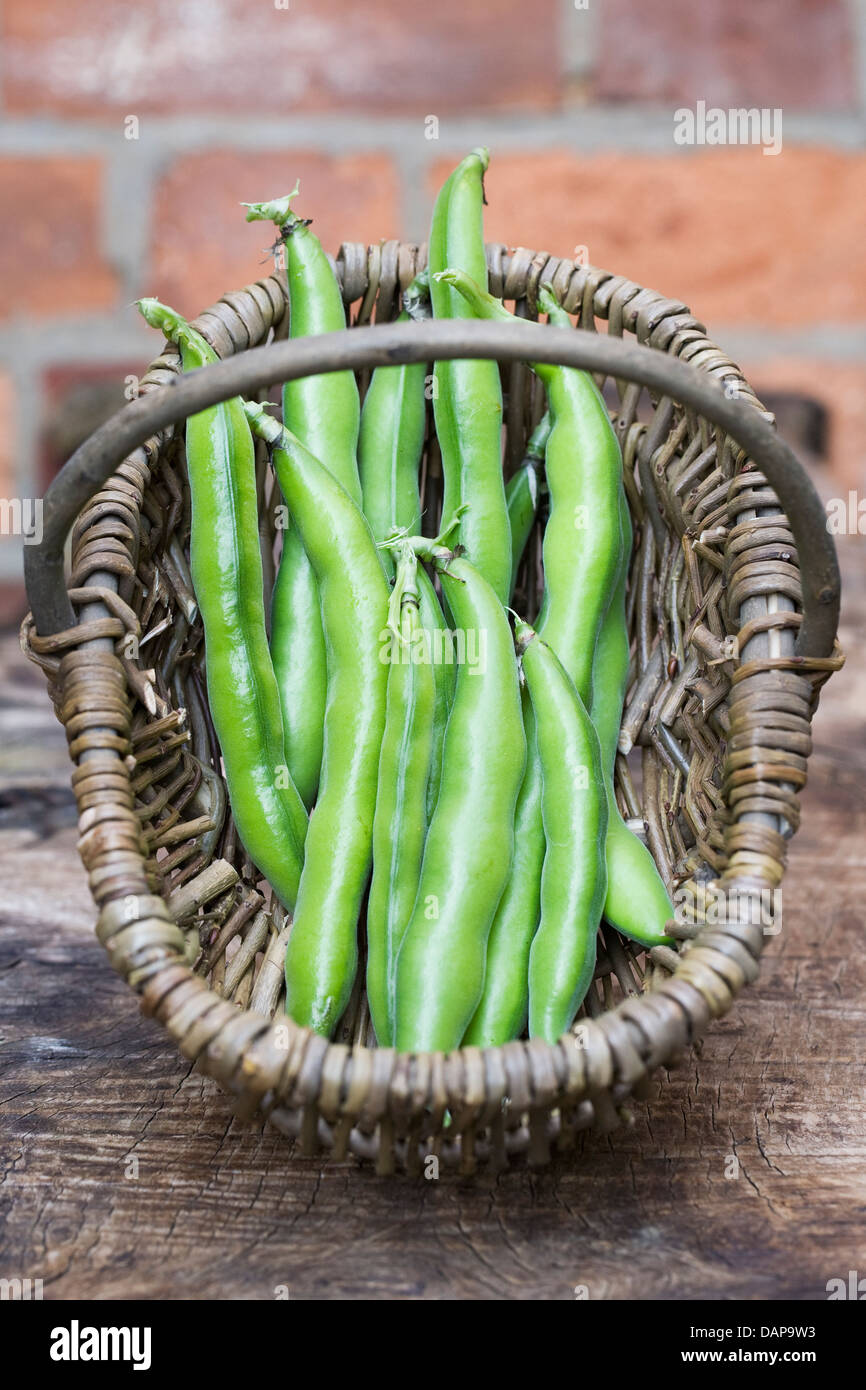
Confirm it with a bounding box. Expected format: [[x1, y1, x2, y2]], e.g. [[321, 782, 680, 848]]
[[591, 492, 675, 947], [245, 189, 361, 809], [519, 621, 608, 1042], [366, 543, 436, 1044], [137, 299, 307, 908], [358, 272, 430, 574], [392, 539, 526, 1053], [429, 150, 511, 604], [437, 271, 621, 706], [244, 400, 389, 1037]]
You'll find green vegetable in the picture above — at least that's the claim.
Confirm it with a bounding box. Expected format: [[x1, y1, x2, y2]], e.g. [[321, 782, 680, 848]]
[[136, 299, 307, 909], [428, 150, 510, 604], [366, 543, 435, 1045], [536, 292, 674, 948], [462, 694, 544, 1047], [244, 188, 361, 809], [392, 536, 526, 1053], [591, 491, 675, 947], [440, 271, 621, 1044], [244, 400, 389, 1038], [358, 271, 430, 574], [519, 620, 608, 1041], [437, 271, 621, 707]]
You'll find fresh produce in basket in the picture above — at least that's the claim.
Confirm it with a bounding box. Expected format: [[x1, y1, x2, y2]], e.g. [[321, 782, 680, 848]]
[[136, 150, 674, 1052]]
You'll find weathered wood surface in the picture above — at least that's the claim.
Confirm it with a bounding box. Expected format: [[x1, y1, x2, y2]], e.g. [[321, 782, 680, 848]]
[[1, 536, 864, 1302]]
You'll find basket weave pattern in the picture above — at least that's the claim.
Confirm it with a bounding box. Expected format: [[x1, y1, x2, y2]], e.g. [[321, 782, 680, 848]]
[[22, 241, 841, 1173]]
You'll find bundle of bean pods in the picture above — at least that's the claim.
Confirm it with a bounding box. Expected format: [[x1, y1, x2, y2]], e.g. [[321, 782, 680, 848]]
[[137, 148, 674, 1052]]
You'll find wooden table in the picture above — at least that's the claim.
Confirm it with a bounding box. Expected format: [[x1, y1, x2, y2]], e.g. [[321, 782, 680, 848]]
[[2, 536, 863, 1302]]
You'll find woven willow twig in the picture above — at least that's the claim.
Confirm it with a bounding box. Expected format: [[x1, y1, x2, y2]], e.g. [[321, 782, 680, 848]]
[[22, 241, 843, 1174]]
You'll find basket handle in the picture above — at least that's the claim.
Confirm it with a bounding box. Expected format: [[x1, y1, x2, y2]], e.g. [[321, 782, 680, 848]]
[[25, 319, 840, 658]]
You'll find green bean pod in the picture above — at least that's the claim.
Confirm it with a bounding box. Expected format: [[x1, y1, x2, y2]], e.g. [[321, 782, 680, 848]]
[[505, 412, 549, 600], [366, 544, 436, 1045], [540, 286, 674, 946], [136, 299, 307, 908], [415, 564, 455, 824], [245, 190, 361, 809], [519, 621, 608, 1042], [591, 492, 675, 947], [462, 694, 543, 1047], [244, 401, 389, 1038], [439, 272, 620, 1044], [438, 271, 621, 706], [392, 543, 526, 1053], [428, 150, 510, 604], [358, 272, 430, 573]]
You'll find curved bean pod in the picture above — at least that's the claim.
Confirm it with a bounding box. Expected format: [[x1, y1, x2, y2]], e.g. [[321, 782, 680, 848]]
[[245, 400, 389, 1038], [537, 290, 675, 948], [437, 271, 621, 706], [245, 189, 361, 809], [439, 272, 620, 1044], [462, 693, 543, 1046], [366, 544, 436, 1045], [591, 492, 675, 946], [519, 621, 608, 1042], [429, 150, 510, 603], [392, 542, 526, 1053], [136, 299, 307, 908]]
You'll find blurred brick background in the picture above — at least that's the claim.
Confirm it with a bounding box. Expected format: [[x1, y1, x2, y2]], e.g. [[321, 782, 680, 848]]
[[1, 0, 864, 622]]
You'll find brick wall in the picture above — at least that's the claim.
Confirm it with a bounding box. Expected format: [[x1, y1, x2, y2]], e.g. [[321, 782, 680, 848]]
[[1, 0, 864, 616]]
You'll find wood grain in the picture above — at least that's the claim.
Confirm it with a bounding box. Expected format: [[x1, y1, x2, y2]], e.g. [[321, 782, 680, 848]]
[[1, 535, 864, 1301]]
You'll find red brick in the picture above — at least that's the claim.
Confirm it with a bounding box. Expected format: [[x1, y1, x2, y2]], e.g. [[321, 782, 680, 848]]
[[746, 360, 866, 494], [3, 0, 560, 116], [0, 583, 27, 629], [438, 148, 866, 329], [595, 0, 856, 110], [0, 158, 118, 320], [148, 150, 400, 318], [41, 365, 143, 489], [0, 372, 14, 502], [0, 372, 25, 616]]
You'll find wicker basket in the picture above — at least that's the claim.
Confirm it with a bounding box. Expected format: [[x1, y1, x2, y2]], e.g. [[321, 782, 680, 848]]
[[22, 240, 843, 1174]]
